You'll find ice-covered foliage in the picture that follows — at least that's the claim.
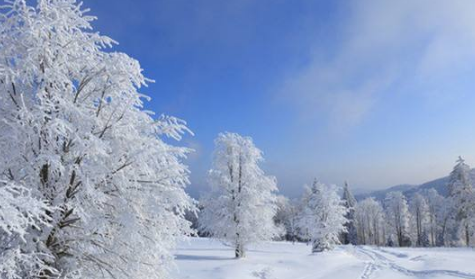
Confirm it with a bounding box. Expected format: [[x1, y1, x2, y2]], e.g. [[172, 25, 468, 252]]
[[354, 198, 385, 246], [385, 192, 412, 247], [425, 189, 452, 246], [199, 132, 280, 258], [341, 181, 358, 245], [298, 180, 347, 252], [274, 196, 300, 242], [342, 181, 357, 209], [0, 181, 57, 279], [409, 193, 430, 247], [0, 0, 194, 277], [447, 157, 475, 246]]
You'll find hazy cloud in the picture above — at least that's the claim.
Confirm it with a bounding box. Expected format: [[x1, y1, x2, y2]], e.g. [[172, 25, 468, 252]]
[[280, 0, 475, 129]]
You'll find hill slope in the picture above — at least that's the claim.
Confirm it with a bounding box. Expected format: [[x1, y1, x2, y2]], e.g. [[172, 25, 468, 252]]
[[355, 184, 416, 201], [355, 169, 475, 202]]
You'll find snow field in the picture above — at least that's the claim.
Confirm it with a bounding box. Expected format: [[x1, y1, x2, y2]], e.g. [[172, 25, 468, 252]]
[[172, 237, 475, 279]]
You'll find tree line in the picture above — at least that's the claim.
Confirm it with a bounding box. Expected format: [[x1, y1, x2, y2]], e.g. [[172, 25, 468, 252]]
[[196, 147, 475, 257]]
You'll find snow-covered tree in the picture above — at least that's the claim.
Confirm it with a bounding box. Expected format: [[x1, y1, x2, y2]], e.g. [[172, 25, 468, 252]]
[[0, 181, 57, 278], [299, 180, 348, 252], [0, 0, 194, 277], [425, 189, 451, 246], [409, 193, 430, 247], [297, 186, 313, 242], [385, 192, 412, 247], [199, 132, 280, 258], [341, 181, 357, 245], [274, 195, 290, 238], [274, 196, 300, 242], [447, 157, 475, 246], [354, 198, 385, 246]]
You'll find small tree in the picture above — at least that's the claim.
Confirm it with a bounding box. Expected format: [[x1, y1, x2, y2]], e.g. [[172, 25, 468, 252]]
[[425, 189, 445, 246], [447, 156, 475, 246], [274, 196, 300, 242], [354, 198, 385, 246], [286, 201, 301, 243], [199, 132, 280, 258], [274, 195, 291, 240], [341, 181, 358, 245], [385, 192, 412, 247], [299, 180, 348, 252], [409, 193, 430, 247]]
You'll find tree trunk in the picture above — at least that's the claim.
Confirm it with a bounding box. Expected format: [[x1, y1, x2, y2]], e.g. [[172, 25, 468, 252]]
[[235, 243, 245, 258], [311, 242, 319, 253], [440, 221, 447, 247], [465, 224, 470, 247], [311, 240, 326, 253]]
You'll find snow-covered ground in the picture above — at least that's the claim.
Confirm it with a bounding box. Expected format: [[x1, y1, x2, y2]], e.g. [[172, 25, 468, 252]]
[[172, 237, 475, 279]]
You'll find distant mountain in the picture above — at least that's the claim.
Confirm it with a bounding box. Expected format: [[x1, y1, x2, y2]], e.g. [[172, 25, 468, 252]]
[[355, 169, 475, 202], [403, 176, 449, 198], [355, 184, 416, 201]]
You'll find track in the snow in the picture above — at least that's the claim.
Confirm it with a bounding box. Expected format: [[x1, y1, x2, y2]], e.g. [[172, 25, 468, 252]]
[[355, 246, 475, 279]]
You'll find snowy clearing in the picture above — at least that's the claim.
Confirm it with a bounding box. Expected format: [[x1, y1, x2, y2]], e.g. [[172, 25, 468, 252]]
[[173, 238, 475, 279]]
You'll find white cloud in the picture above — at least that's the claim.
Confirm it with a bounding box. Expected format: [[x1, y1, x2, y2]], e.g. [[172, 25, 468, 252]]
[[280, 0, 475, 129], [184, 138, 203, 163]]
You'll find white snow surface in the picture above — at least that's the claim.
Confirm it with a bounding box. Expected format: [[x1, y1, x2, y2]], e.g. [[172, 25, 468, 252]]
[[172, 237, 475, 279]]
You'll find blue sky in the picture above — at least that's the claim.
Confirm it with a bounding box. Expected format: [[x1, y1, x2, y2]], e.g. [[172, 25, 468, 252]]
[[86, 0, 475, 197]]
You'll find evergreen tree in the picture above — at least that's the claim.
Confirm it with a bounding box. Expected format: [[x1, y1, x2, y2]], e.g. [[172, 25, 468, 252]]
[[341, 181, 358, 244], [299, 180, 348, 252], [447, 156, 475, 246]]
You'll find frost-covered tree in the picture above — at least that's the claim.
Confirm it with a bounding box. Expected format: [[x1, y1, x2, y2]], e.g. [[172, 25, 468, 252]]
[[354, 198, 385, 246], [447, 157, 475, 246], [0, 181, 57, 278], [385, 192, 412, 247], [274, 196, 300, 242], [409, 193, 430, 247], [0, 1, 194, 277], [199, 133, 280, 258], [341, 181, 357, 245], [426, 189, 451, 246], [297, 186, 313, 242], [274, 195, 290, 238], [299, 180, 348, 252], [426, 190, 439, 246]]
